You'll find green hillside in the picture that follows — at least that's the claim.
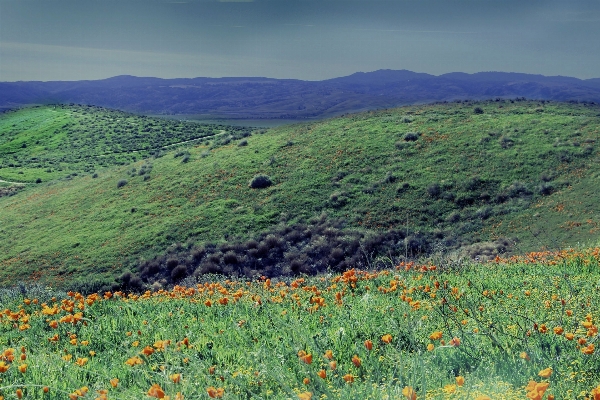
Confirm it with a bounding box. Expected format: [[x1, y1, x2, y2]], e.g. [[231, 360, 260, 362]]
[[0, 100, 599, 291]]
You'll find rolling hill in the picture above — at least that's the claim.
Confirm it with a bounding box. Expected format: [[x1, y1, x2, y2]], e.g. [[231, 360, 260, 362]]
[[0, 99, 599, 291]]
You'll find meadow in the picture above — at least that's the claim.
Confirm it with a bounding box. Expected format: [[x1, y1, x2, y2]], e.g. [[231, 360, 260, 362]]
[[0, 100, 599, 291], [1, 248, 599, 399]]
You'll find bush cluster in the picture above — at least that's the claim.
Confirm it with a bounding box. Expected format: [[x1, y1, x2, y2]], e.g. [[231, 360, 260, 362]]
[[121, 216, 435, 291]]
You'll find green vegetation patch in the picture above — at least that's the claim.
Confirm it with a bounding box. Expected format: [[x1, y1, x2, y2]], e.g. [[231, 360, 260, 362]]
[[0, 100, 599, 289]]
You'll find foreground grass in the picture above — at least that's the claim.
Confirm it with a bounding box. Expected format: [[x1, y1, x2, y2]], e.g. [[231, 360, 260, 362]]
[[1, 248, 599, 399]]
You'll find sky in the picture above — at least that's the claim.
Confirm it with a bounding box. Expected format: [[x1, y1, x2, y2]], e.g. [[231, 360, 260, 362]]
[[1, 0, 600, 82]]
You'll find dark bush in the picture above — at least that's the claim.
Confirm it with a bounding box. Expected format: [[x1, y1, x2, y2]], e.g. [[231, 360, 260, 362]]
[[35, 178, 42, 183], [249, 174, 272, 189], [426, 183, 441, 198], [538, 183, 554, 196], [499, 136, 514, 149], [473, 107, 484, 114], [117, 179, 128, 188], [403, 132, 419, 142], [170, 264, 188, 281]]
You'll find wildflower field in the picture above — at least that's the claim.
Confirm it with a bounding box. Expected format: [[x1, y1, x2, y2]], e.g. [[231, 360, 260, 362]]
[[1, 248, 600, 399]]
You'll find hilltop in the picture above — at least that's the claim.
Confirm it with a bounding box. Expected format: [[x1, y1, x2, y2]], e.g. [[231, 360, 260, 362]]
[[0, 100, 599, 291]]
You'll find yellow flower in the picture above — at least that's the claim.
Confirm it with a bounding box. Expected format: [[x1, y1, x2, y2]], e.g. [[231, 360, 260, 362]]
[[538, 367, 552, 378], [298, 392, 312, 400], [110, 378, 119, 388], [456, 376, 465, 386], [18, 364, 27, 373], [381, 334, 393, 344], [170, 373, 182, 383], [429, 331, 443, 341], [427, 344, 434, 351]]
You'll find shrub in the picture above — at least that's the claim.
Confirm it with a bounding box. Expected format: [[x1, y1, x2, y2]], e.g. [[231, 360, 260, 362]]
[[35, 178, 42, 183], [116, 179, 128, 188], [238, 139, 248, 147], [403, 132, 419, 142], [426, 183, 441, 198], [499, 136, 514, 149], [473, 107, 484, 114], [249, 174, 273, 189]]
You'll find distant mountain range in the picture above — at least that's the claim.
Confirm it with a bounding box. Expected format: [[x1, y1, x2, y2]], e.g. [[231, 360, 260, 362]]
[[2, 70, 600, 119]]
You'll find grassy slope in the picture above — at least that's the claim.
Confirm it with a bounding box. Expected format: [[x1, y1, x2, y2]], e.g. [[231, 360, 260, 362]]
[[0, 101, 599, 288]]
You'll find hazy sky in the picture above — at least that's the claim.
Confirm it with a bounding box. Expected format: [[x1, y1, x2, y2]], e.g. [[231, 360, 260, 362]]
[[1, 0, 600, 82]]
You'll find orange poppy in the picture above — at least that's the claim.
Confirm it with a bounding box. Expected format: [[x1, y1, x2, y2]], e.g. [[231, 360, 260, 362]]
[[402, 386, 417, 400], [381, 334, 392, 344], [207, 386, 224, 398], [364, 340, 373, 351], [147, 383, 165, 399]]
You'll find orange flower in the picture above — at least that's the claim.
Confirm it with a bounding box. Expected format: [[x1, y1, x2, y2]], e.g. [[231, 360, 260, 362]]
[[456, 376, 465, 386], [553, 326, 564, 335], [303, 377, 310, 385], [16, 389, 23, 399], [351, 355, 361, 368], [174, 393, 184, 400], [381, 334, 393, 344], [427, 344, 434, 351], [110, 378, 119, 388], [565, 332, 574, 340], [49, 320, 58, 329], [449, 337, 461, 347], [342, 374, 354, 383], [208, 366, 216, 375], [317, 369, 327, 379], [75, 358, 88, 367], [170, 373, 182, 383], [204, 300, 212, 307], [124, 356, 143, 366], [402, 386, 417, 400], [429, 331, 443, 341], [43, 387, 49, 393], [0, 361, 10, 373], [206, 386, 224, 398], [298, 392, 312, 400], [538, 367, 552, 378], [147, 383, 165, 398], [520, 352, 530, 361], [591, 385, 600, 400], [329, 361, 337, 370], [299, 353, 313, 364], [142, 346, 155, 356], [364, 340, 373, 351], [582, 344, 595, 355], [18, 364, 27, 373], [324, 350, 333, 360]]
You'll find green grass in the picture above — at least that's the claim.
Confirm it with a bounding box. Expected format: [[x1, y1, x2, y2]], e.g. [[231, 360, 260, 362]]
[[0, 100, 599, 289], [0, 249, 599, 399]]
